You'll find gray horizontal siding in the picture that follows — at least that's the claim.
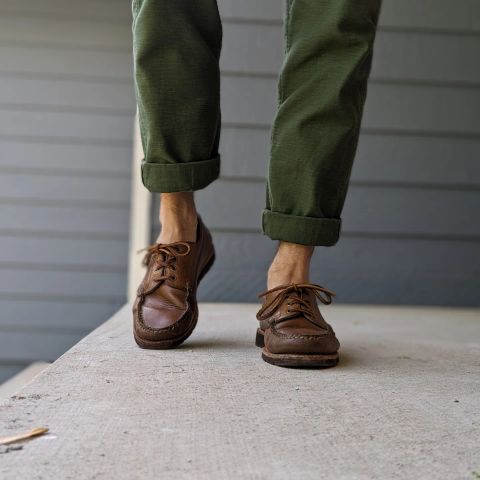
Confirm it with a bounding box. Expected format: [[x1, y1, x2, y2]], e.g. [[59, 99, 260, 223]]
[[220, 24, 480, 86], [220, 77, 479, 134], [3, 22, 476, 85], [220, 128, 480, 187], [0, 109, 133, 141], [0, 142, 131, 173], [0, 330, 86, 363], [155, 179, 480, 239], [218, 0, 480, 33], [0, 205, 129, 236], [197, 232, 479, 306], [0, 45, 132, 80], [0, 173, 130, 205], [0, 235, 128, 268], [0, 299, 123, 331], [0, 0, 135, 374], [0, 76, 135, 111], [0, 14, 132, 48], [377, 0, 480, 33], [0, 269, 126, 300], [154, 0, 480, 306], [0, 0, 132, 21]]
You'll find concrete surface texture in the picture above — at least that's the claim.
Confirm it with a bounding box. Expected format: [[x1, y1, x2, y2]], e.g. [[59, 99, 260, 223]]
[[0, 363, 50, 400], [0, 303, 479, 479]]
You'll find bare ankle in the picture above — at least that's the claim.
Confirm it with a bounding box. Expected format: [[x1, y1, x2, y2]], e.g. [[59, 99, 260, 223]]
[[157, 192, 198, 243], [267, 241, 314, 289]]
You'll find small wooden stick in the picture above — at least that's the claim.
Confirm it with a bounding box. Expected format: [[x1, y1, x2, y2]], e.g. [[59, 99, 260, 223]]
[[0, 427, 49, 445]]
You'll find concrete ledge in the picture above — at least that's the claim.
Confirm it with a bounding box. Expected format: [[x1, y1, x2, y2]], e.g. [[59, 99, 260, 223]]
[[0, 303, 479, 479], [0, 362, 50, 400]]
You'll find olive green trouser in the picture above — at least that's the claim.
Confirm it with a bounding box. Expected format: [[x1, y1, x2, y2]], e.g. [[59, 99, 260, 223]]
[[132, 0, 380, 246]]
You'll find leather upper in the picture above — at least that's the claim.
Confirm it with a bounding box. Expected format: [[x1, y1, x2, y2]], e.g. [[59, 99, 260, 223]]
[[133, 217, 214, 343], [257, 283, 340, 355]]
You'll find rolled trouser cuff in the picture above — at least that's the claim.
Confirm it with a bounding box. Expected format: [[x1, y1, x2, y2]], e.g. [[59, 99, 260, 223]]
[[141, 155, 220, 193], [262, 209, 341, 247]]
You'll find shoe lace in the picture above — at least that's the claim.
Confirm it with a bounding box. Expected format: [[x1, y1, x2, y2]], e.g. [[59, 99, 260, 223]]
[[257, 283, 335, 328], [141, 242, 191, 283]]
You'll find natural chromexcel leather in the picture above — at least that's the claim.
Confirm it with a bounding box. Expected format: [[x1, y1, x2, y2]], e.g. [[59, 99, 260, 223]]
[[133, 216, 215, 348], [257, 283, 340, 356]]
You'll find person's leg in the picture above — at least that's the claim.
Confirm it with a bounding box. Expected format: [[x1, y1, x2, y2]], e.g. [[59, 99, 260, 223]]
[[265, 0, 381, 286], [132, 0, 221, 349], [133, 0, 222, 241], [257, 0, 381, 367]]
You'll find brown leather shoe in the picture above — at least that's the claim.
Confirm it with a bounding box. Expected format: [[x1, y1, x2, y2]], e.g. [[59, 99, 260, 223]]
[[133, 216, 215, 349], [255, 283, 340, 367]]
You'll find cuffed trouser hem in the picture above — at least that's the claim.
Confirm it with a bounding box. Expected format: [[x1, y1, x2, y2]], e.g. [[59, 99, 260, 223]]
[[141, 155, 220, 193], [262, 209, 341, 247]]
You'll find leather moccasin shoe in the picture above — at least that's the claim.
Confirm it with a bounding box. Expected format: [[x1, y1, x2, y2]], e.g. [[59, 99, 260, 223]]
[[256, 283, 340, 368], [133, 216, 215, 349]]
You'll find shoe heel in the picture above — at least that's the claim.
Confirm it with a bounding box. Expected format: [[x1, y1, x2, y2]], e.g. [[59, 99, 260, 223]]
[[198, 251, 215, 283], [255, 328, 265, 348]]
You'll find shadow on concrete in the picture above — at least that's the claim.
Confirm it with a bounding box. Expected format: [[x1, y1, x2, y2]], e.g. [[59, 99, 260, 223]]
[[180, 338, 256, 350]]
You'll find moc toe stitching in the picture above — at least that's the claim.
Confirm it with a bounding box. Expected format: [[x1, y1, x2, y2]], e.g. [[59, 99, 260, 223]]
[[270, 324, 331, 340], [135, 300, 193, 335]]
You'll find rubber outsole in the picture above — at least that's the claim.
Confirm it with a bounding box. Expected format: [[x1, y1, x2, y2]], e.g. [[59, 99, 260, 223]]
[[255, 328, 339, 368]]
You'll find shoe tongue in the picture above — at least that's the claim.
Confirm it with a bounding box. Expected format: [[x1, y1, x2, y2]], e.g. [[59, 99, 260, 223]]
[[284, 289, 320, 321], [262, 286, 316, 322], [268, 291, 303, 321]]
